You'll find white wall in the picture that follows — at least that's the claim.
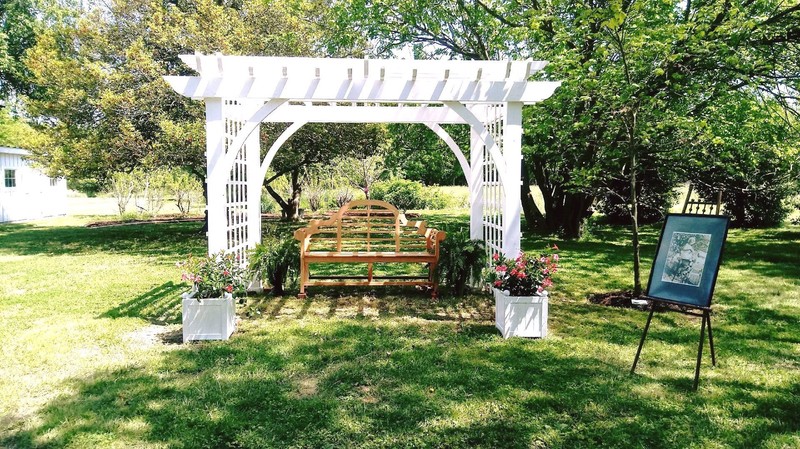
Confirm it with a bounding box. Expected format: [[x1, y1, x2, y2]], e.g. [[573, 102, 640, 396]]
[[0, 147, 67, 223]]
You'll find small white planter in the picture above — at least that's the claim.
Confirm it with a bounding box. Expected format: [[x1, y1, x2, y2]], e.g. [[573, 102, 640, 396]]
[[494, 288, 549, 339], [182, 292, 236, 343]]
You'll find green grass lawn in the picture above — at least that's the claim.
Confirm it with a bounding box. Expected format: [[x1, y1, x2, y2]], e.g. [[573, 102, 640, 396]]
[[1, 214, 798, 448]]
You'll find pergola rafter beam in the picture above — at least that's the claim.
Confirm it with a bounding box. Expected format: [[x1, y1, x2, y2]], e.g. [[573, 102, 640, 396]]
[[163, 76, 561, 104]]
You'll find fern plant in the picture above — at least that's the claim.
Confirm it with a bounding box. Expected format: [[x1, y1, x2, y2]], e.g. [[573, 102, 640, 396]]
[[249, 231, 300, 296], [436, 228, 486, 296]]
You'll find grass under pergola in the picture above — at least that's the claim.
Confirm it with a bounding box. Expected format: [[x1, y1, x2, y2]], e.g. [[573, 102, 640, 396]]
[[0, 213, 798, 448]]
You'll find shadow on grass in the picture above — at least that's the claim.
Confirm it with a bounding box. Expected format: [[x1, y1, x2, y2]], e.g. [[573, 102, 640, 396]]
[[0, 221, 205, 259], [3, 317, 798, 448], [101, 281, 184, 325]]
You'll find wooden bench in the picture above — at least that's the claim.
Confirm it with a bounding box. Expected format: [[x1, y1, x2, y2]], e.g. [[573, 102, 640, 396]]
[[293, 200, 446, 298]]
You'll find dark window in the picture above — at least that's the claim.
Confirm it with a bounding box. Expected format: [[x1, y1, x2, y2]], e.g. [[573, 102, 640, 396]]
[[50, 178, 58, 187], [4, 169, 15, 188]]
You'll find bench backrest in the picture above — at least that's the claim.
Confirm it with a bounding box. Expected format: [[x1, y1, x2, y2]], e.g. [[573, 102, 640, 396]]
[[294, 200, 439, 253]]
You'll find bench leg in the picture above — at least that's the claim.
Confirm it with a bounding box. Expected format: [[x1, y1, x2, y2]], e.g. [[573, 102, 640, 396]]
[[298, 260, 308, 299], [429, 262, 439, 299]]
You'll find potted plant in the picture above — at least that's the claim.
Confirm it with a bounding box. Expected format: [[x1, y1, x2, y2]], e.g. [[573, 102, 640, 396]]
[[485, 245, 560, 338], [177, 252, 247, 342], [436, 228, 486, 296]]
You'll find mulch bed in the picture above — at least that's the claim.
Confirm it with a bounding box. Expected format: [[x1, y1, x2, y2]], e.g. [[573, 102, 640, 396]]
[[588, 290, 697, 314]]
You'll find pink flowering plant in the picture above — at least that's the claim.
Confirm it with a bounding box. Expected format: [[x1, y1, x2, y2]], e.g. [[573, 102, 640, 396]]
[[485, 245, 560, 296], [177, 251, 248, 299]]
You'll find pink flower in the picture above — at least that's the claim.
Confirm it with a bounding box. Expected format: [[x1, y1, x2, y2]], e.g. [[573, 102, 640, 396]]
[[516, 271, 526, 279], [492, 253, 500, 261], [225, 284, 233, 293], [496, 265, 507, 272], [552, 244, 559, 250], [223, 270, 230, 276], [553, 254, 559, 262], [537, 286, 544, 293], [542, 278, 553, 288], [494, 280, 502, 287], [510, 269, 518, 277], [539, 257, 547, 263]]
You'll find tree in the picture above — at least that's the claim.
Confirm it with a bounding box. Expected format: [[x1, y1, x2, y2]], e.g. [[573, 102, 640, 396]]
[[262, 122, 387, 220], [385, 123, 469, 185], [22, 0, 325, 193]]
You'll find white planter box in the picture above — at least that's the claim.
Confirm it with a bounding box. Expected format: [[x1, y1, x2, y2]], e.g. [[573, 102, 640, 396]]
[[182, 292, 236, 343], [494, 288, 548, 339]]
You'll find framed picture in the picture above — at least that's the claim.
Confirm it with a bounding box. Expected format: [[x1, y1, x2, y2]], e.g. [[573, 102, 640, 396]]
[[646, 214, 730, 308]]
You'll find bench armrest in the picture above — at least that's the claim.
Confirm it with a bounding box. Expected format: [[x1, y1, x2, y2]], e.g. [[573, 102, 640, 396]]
[[426, 229, 447, 257], [294, 227, 311, 253]]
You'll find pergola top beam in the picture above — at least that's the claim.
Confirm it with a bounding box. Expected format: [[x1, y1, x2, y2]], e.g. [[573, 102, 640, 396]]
[[179, 54, 548, 82]]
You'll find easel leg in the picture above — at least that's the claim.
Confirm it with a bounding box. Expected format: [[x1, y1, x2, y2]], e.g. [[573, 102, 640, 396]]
[[706, 311, 716, 367], [631, 306, 655, 374], [693, 310, 708, 390]]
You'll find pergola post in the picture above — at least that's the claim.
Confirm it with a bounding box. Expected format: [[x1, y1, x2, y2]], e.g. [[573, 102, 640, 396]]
[[469, 128, 483, 241], [246, 127, 262, 249], [205, 98, 227, 255], [502, 102, 523, 258]]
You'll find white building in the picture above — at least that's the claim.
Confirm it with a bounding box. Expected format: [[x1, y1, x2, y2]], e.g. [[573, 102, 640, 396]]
[[0, 147, 67, 223]]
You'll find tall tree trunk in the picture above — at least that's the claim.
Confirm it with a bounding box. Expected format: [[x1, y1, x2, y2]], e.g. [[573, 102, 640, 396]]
[[264, 170, 303, 221], [630, 141, 642, 297], [288, 169, 302, 221], [521, 161, 544, 231]]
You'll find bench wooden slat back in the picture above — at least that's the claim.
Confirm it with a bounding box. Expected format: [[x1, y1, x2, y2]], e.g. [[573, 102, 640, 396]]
[[294, 200, 437, 255]]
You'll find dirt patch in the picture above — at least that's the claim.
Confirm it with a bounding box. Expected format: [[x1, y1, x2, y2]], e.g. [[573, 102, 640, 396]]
[[87, 216, 204, 228], [296, 376, 319, 398], [126, 324, 183, 347]]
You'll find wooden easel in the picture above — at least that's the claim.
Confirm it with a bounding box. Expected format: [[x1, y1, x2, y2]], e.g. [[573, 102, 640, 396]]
[[630, 298, 716, 390], [682, 184, 723, 215]]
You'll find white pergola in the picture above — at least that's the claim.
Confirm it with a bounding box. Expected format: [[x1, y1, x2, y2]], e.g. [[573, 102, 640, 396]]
[[165, 54, 560, 263]]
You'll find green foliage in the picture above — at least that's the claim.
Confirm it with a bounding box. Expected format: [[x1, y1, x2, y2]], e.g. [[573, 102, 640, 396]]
[[177, 251, 248, 299], [385, 124, 469, 185], [371, 178, 426, 211], [436, 228, 485, 296], [249, 230, 300, 295], [687, 95, 800, 228], [22, 0, 330, 191], [0, 108, 41, 148]]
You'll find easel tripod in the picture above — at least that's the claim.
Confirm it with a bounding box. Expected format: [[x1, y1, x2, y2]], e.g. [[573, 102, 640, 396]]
[[630, 299, 716, 391]]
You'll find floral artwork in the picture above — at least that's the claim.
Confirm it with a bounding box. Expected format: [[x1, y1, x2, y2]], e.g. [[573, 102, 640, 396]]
[[661, 232, 711, 287], [485, 245, 560, 296]]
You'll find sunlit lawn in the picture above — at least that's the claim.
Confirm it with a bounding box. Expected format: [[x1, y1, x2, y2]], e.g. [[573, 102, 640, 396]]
[[0, 212, 798, 448]]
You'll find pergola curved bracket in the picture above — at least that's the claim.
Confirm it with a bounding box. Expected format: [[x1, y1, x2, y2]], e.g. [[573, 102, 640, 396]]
[[258, 120, 308, 182], [423, 123, 471, 186]]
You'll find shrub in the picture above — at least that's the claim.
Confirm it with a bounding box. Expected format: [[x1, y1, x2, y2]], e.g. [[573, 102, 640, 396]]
[[334, 187, 355, 208], [169, 170, 203, 216], [371, 179, 426, 211], [421, 187, 450, 210], [436, 228, 486, 296]]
